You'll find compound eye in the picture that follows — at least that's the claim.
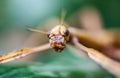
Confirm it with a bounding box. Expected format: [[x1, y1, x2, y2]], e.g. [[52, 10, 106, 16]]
[[47, 33, 50, 38], [63, 29, 70, 36], [47, 31, 51, 38]]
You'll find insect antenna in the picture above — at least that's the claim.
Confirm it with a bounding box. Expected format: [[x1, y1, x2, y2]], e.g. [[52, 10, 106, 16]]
[[60, 9, 66, 25], [28, 27, 48, 34], [59, 9, 66, 33]]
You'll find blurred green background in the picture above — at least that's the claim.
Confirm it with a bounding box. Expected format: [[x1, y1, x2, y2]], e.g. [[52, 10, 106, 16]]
[[0, 0, 119, 78]]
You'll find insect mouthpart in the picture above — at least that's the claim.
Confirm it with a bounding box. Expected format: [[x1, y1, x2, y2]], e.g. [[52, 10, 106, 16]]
[[49, 35, 66, 52]]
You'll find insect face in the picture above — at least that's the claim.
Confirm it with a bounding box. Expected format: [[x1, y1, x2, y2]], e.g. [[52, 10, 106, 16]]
[[48, 25, 70, 52]]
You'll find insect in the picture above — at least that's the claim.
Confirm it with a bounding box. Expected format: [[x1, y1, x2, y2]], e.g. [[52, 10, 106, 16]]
[[28, 24, 70, 52], [0, 8, 120, 77], [28, 10, 70, 52], [0, 9, 119, 64]]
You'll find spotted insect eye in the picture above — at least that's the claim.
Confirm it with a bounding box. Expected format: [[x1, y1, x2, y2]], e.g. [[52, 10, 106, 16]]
[[63, 29, 70, 36]]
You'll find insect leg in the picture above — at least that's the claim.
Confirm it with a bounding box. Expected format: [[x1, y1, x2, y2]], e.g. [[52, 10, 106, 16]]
[[28, 27, 48, 34], [0, 43, 50, 64]]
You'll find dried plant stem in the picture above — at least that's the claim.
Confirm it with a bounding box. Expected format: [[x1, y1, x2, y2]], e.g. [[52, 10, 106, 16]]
[[72, 36, 120, 77], [0, 43, 50, 64]]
